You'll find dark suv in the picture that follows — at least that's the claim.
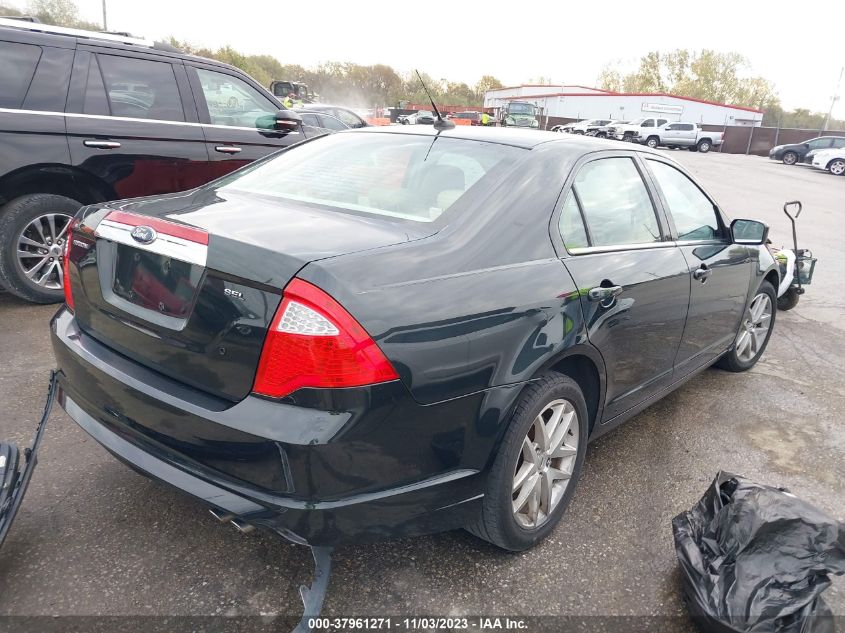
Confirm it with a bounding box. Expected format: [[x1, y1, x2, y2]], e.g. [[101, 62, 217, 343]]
[[0, 18, 309, 303]]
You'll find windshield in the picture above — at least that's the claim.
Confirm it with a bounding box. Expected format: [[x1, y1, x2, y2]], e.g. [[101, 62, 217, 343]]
[[507, 103, 536, 115], [218, 133, 525, 223]]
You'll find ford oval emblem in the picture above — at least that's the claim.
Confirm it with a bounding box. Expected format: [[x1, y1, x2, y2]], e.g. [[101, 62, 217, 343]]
[[130, 225, 157, 245]]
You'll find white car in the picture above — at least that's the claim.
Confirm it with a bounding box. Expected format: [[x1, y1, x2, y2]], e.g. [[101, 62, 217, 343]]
[[811, 148, 845, 176]]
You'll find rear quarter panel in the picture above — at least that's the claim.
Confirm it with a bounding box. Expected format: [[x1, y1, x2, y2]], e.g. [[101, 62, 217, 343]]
[[300, 143, 591, 406]]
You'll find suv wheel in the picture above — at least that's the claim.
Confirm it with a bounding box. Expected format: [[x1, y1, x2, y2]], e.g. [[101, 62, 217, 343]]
[[782, 151, 798, 165], [716, 281, 776, 372], [0, 194, 81, 304], [697, 140, 712, 153], [467, 373, 588, 551]]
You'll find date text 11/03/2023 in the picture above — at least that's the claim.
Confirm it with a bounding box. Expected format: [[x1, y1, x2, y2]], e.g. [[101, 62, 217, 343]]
[[308, 617, 529, 630]]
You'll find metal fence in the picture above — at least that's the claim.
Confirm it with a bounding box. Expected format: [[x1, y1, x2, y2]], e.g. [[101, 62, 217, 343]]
[[541, 116, 845, 156]]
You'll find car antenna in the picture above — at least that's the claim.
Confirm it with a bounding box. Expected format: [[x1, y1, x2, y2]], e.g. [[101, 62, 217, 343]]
[[415, 70, 455, 131]]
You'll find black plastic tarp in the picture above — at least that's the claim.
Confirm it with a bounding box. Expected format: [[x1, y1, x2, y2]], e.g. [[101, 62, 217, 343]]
[[672, 471, 845, 633]]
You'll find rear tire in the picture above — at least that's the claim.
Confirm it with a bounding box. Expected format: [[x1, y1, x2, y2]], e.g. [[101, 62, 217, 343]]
[[697, 140, 712, 153], [777, 287, 800, 311], [0, 194, 81, 304], [467, 373, 588, 551], [716, 281, 776, 372], [782, 151, 798, 165]]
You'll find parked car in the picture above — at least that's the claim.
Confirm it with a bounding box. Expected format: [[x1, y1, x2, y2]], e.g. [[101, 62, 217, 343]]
[[592, 120, 628, 138], [0, 17, 310, 304], [636, 122, 723, 153], [552, 120, 585, 133], [609, 117, 670, 142], [567, 119, 613, 135], [52, 126, 778, 552], [295, 103, 369, 128], [297, 110, 350, 135], [398, 110, 435, 125], [451, 111, 483, 125], [810, 148, 845, 176], [769, 136, 845, 165]]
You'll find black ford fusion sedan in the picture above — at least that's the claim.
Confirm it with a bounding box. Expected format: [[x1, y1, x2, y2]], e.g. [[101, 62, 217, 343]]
[[53, 126, 778, 551]]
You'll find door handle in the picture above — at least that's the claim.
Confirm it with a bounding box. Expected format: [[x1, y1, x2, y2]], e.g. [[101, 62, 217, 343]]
[[83, 140, 121, 149], [693, 265, 712, 282], [588, 285, 624, 302], [215, 146, 242, 154]]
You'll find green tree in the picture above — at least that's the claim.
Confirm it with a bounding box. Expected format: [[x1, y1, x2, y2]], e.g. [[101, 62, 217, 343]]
[[598, 49, 777, 111]]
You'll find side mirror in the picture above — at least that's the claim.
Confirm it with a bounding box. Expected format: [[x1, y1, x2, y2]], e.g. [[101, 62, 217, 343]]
[[274, 109, 302, 131], [731, 219, 769, 245]]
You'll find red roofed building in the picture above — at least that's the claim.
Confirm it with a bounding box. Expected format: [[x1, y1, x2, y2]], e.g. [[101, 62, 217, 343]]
[[483, 85, 763, 127]]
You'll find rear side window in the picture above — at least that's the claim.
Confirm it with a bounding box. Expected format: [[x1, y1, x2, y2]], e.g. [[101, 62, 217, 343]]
[[567, 157, 661, 248], [218, 133, 524, 223], [97, 55, 185, 121], [318, 115, 348, 131], [558, 191, 589, 250], [0, 41, 42, 109]]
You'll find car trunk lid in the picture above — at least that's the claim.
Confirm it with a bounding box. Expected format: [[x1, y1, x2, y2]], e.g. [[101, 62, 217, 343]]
[[67, 190, 430, 401]]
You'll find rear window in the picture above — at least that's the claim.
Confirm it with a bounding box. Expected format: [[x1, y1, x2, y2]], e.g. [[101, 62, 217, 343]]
[[217, 133, 525, 223], [0, 41, 42, 109]]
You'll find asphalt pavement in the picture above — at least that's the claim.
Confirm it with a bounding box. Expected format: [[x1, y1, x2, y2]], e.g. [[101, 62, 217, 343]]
[[0, 148, 842, 629]]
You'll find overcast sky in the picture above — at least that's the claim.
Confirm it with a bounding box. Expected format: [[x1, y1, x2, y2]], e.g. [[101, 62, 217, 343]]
[[11, 0, 844, 119]]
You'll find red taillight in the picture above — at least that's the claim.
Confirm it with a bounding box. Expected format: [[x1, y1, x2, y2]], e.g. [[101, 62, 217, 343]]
[[252, 279, 399, 398], [63, 219, 79, 311]]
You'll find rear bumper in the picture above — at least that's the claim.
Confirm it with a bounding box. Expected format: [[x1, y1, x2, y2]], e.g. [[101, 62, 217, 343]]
[[51, 309, 487, 545]]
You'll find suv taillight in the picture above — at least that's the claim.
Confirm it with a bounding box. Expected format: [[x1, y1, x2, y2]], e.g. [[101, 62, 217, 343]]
[[63, 219, 79, 311], [252, 279, 398, 398]]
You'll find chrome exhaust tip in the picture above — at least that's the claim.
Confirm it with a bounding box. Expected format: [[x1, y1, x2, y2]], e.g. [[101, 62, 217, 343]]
[[231, 518, 255, 534]]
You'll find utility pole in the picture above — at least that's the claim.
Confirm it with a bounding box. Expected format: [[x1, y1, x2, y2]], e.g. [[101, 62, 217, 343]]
[[102, 0, 108, 30], [822, 66, 843, 132]]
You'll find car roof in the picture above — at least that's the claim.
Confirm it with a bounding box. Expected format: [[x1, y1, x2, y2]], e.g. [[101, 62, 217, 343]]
[[350, 124, 664, 154]]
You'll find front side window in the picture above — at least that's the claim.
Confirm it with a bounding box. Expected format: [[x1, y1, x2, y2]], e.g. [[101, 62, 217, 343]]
[[569, 158, 661, 247], [642, 120, 654, 128], [666, 124, 680, 130], [807, 138, 833, 149], [647, 160, 722, 241], [97, 55, 184, 121], [196, 68, 279, 129], [217, 133, 524, 223], [0, 41, 41, 109], [832, 138, 845, 149]]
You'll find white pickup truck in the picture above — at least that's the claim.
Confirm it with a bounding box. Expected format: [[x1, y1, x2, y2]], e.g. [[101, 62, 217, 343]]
[[635, 122, 724, 153], [607, 117, 670, 142]]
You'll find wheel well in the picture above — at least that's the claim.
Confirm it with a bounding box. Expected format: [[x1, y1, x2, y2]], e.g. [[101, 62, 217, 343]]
[[549, 354, 601, 432], [764, 269, 780, 293], [698, 137, 712, 144], [0, 165, 115, 209]]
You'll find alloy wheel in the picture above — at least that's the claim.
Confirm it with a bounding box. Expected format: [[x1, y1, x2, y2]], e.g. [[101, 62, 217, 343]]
[[830, 160, 845, 176], [783, 152, 797, 165], [735, 293, 772, 362], [647, 138, 658, 148], [16, 212, 73, 290], [512, 399, 579, 529]]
